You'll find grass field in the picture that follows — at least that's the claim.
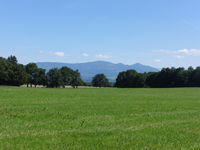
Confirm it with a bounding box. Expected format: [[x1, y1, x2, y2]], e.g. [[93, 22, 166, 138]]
[[0, 86, 200, 150]]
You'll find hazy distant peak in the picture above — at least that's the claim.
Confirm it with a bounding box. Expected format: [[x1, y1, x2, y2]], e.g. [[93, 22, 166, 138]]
[[37, 61, 159, 82]]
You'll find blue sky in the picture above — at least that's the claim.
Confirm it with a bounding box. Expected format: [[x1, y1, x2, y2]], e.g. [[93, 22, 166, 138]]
[[1, 0, 200, 68]]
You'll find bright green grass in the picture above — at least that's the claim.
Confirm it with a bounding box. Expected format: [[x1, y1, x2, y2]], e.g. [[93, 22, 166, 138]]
[[0, 86, 200, 150]]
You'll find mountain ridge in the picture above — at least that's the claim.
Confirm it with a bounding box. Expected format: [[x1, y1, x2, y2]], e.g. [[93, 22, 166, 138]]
[[37, 61, 159, 81]]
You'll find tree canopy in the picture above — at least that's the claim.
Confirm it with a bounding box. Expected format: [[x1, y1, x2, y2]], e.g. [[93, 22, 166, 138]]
[[0, 56, 26, 86], [0, 56, 84, 88], [115, 70, 144, 88], [92, 74, 109, 87]]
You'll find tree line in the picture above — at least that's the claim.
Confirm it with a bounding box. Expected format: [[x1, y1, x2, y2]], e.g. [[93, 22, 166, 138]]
[[115, 67, 200, 88], [0, 56, 83, 88], [1, 55, 200, 88]]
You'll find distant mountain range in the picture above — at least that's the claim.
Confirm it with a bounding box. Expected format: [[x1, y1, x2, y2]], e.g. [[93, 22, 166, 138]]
[[37, 61, 159, 82]]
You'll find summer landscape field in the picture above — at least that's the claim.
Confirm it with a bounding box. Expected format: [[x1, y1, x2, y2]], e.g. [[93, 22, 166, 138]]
[[0, 86, 200, 150]]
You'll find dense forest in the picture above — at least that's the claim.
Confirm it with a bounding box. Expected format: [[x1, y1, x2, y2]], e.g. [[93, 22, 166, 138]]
[[1, 55, 200, 88]]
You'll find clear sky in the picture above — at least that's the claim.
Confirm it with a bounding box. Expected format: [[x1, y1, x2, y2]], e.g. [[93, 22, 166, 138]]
[[1, 0, 200, 68]]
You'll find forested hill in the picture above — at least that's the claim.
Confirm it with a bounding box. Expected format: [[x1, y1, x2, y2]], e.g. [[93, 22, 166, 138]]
[[37, 61, 159, 81]]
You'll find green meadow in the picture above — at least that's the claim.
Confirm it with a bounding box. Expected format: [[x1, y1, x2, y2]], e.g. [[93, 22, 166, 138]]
[[0, 86, 200, 150]]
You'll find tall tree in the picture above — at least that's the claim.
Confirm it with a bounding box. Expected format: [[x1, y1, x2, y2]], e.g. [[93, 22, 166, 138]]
[[0, 57, 11, 85], [46, 68, 62, 88], [92, 74, 109, 87], [8, 64, 27, 86], [60, 67, 74, 88], [70, 70, 83, 88], [0, 56, 26, 86], [33, 68, 46, 87], [25, 63, 38, 87]]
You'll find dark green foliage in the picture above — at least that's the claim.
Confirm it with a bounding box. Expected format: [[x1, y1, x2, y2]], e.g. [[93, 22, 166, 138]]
[[45, 68, 83, 88], [0, 56, 26, 86], [115, 67, 200, 88], [145, 72, 158, 87], [60, 67, 75, 87], [7, 55, 18, 64], [145, 67, 191, 88], [0, 57, 10, 85], [0, 56, 85, 88], [25, 63, 38, 87], [34, 68, 46, 86], [70, 70, 83, 88], [92, 74, 109, 87], [25, 63, 46, 87], [7, 64, 27, 86], [115, 70, 145, 88], [188, 67, 200, 87], [46, 68, 62, 88]]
